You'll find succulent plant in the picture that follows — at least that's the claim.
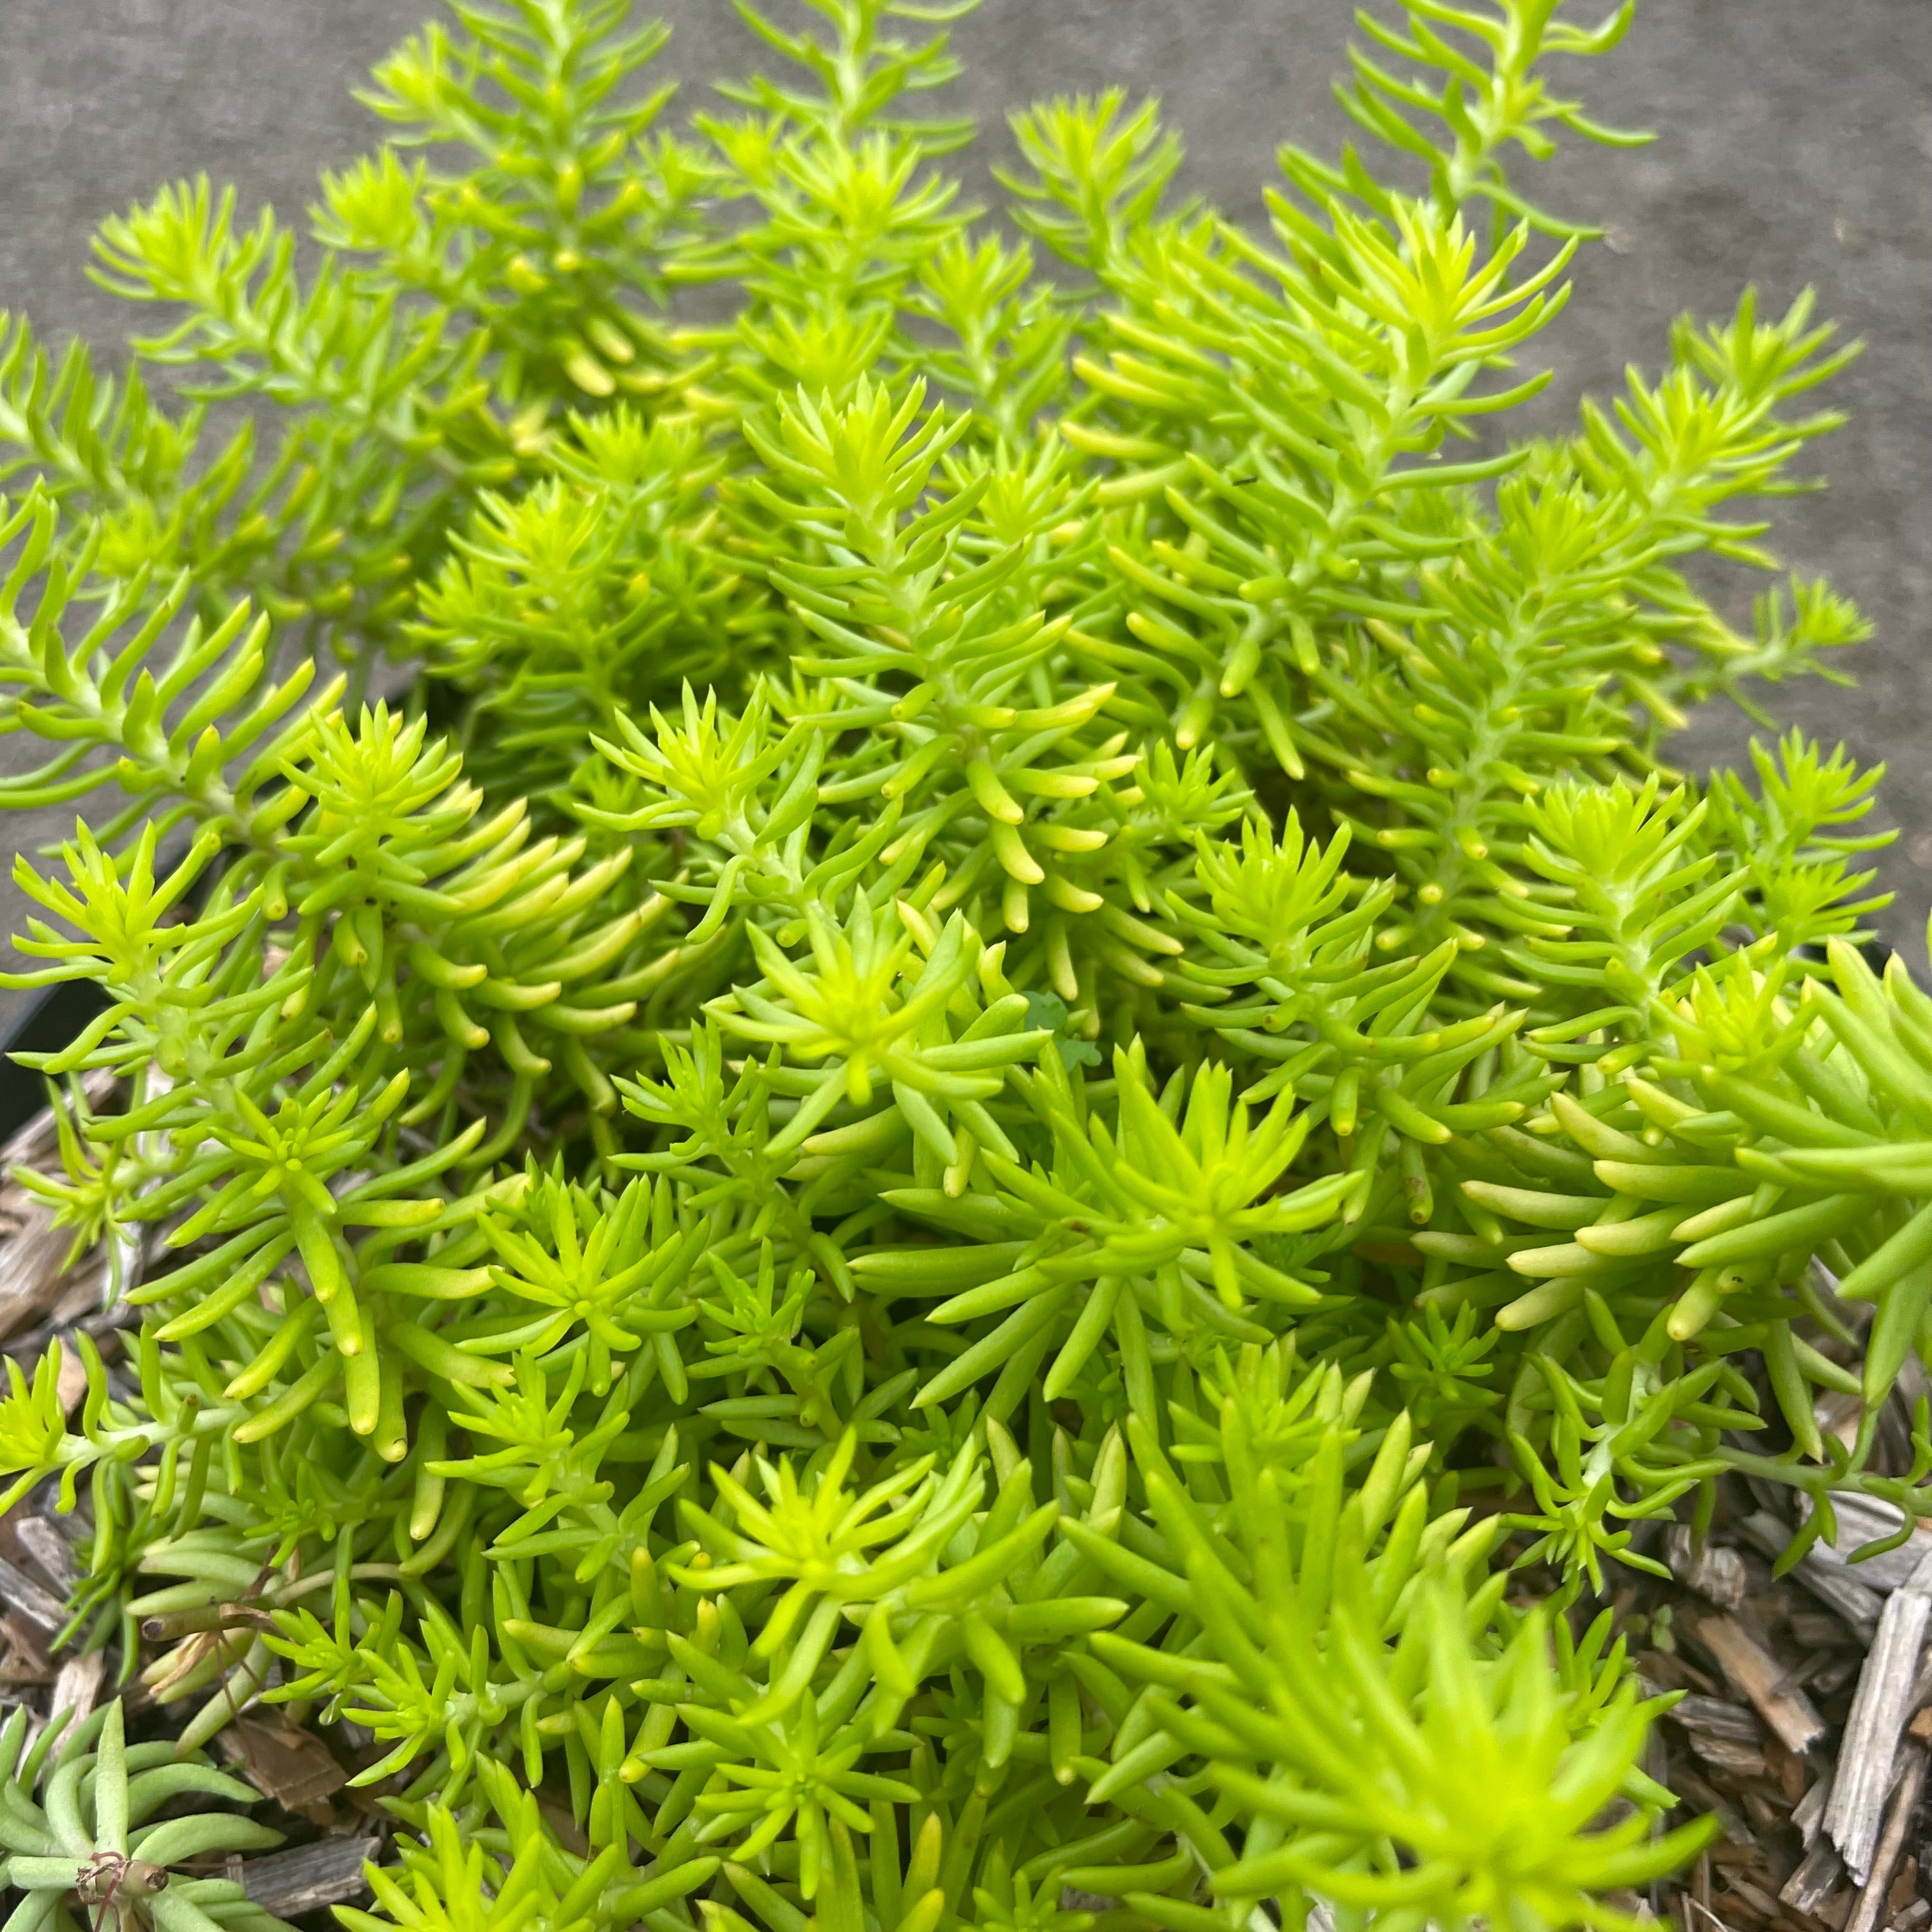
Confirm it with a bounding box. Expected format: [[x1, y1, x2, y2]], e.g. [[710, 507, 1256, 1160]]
[[0, 1699, 288, 1932], [0, 1, 1910, 1929]]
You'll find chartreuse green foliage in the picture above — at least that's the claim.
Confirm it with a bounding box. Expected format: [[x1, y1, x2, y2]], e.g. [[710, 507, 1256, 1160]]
[[0, 0, 1910, 1928]]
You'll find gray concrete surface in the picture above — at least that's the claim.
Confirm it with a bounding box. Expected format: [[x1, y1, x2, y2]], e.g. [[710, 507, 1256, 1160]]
[[0, 0, 1924, 1032]]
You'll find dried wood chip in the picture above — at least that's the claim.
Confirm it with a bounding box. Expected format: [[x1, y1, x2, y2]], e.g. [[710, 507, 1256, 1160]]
[[1812, 1653, 1865, 1698], [1802, 1491, 1932, 1594], [1686, 1733, 1769, 1779], [240, 1836, 379, 1916], [1672, 1766, 1754, 1847], [1667, 1526, 1748, 1611], [1826, 1547, 1932, 1883], [0, 1200, 82, 1346], [0, 1075, 115, 1171], [51, 1335, 86, 1412], [1788, 1609, 1860, 1651], [1719, 1873, 1784, 1920], [1691, 1613, 1828, 1756], [0, 1084, 139, 1358], [1641, 1648, 1724, 1699], [1766, 1735, 1808, 1805], [1062, 1891, 1116, 1915], [1771, 1650, 1839, 1699], [1895, 1858, 1922, 1915], [1692, 1847, 1713, 1910], [0, 1554, 67, 1635], [13, 1517, 77, 1597], [1896, 1900, 1931, 1932], [218, 1715, 347, 1813], [1669, 1695, 1763, 1745], [1736, 1510, 1882, 1639], [1846, 1740, 1928, 1932], [47, 1649, 103, 1726], [0, 1616, 51, 1683], [1780, 1839, 1846, 1915]]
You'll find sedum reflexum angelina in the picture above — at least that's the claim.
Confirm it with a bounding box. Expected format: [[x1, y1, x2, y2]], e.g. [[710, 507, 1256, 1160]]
[[0, 1, 1911, 1928]]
